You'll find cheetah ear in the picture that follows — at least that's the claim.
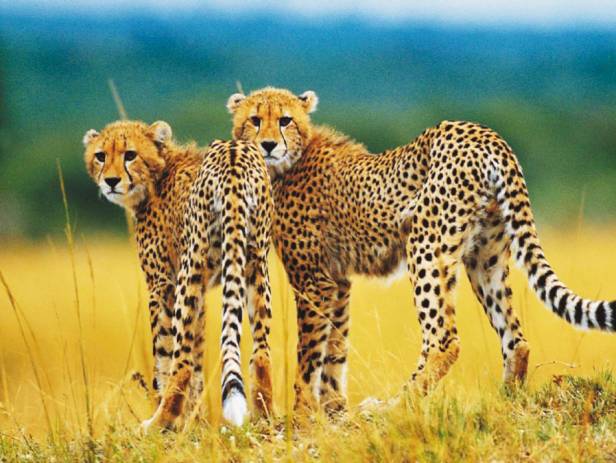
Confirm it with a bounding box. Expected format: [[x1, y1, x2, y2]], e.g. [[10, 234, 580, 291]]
[[226, 93, 246, 114], [298, 90, 318, 114], [82, 129, 99, 147], [147, 121, 172, 145]]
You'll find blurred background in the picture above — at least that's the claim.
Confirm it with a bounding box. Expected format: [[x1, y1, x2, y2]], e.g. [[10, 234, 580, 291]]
[[1, 0, 616, 238]]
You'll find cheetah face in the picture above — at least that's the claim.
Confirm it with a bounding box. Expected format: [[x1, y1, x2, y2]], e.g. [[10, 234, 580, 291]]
[[83, 120, 171, 210], [227, 87, 318, 176]]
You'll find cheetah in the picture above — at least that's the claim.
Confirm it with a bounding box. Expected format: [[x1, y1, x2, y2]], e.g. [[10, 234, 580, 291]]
[[226, 87, 615, 414], [83, 120, 274, 429]]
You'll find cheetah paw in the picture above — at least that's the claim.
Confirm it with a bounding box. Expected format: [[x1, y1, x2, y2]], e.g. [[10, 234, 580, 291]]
[[358, 396, 385, 413], [140, 416, 156, 434], [358, 395, 400, 417]]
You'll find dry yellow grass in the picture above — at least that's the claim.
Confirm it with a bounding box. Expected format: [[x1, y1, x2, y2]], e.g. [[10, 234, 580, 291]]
[[0, 225, 615, 461]]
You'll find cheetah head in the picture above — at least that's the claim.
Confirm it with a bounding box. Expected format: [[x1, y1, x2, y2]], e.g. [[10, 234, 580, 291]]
[[227, 87, 318, 176], [83, 120, 171, 210]]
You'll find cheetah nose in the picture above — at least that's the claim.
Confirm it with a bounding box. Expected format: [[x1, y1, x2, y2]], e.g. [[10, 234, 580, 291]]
[[261, 141, 277, 155], [104, 177, 121, 188]]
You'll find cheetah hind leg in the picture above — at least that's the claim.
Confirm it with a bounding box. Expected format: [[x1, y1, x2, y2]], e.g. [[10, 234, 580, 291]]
[[184, 300, 206, 425], [463, 211, 529, 384], [141, 234, 207, 432], [246, 251, 274, 419]]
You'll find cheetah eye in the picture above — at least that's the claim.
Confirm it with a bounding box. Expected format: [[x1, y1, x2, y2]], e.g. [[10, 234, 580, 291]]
[[124, 150, 137, 161], [94, 151, 106, 162], [279, 116, 292, 127], [250, 116, 261, 127]]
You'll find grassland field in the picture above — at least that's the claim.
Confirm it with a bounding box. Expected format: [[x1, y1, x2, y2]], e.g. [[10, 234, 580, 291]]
[[0, 223, 615, 461]]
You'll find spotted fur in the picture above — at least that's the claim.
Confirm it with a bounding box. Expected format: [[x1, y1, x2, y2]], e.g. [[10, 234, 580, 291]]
[[83, 121, 274, 429], [228, 87, 615, 414]]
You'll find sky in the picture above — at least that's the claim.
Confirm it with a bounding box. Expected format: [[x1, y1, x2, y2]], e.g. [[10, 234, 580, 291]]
[[3, 0, 616, 26]]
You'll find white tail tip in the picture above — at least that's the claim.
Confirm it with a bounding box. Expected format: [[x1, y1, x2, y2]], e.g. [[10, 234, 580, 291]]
[[222, 390, 249, 427]]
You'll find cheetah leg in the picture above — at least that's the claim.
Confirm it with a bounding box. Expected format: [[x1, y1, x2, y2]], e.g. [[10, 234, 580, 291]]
[[320, 279, 351, 415], [246, 249, 273, 419], [146, 277, 175, 400], [463, 209, 529, 384], [294, 276, 337, 415], [141, 232, 208, 432], [186, 296, 206, 420], [406, 237, 461, 393]]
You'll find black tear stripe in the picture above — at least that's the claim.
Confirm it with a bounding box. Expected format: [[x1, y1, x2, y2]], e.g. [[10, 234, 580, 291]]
[[123, 161, 134, 184], [280, 125, 289, 152]]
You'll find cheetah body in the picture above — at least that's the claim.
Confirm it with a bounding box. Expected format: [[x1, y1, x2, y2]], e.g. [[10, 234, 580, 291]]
[[83, 121, 274, 429], [228, 87, 615, 413]]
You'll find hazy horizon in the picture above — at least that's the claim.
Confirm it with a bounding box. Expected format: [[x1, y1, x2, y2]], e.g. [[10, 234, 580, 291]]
[[2, 0, 616, 28]]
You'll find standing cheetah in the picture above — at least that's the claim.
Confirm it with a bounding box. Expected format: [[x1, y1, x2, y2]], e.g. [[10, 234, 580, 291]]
[[226, 87, 615, 414], [83, 120, 274, 429]]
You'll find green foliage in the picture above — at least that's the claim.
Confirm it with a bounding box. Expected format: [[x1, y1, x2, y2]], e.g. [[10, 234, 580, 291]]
[[1, 14, 616, 237]]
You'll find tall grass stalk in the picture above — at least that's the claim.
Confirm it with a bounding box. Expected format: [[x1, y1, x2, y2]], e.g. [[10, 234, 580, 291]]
[[0, 343, 9, 409], [122, 291, 143, 378], [108, 78, 128, 121], [81, 237, 97, 332], [56, 160, 94, 444]]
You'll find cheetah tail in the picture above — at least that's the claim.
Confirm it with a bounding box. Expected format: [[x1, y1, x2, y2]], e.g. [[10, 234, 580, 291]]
[[219, 177, 249, 426], [491, 155, 615, 332]]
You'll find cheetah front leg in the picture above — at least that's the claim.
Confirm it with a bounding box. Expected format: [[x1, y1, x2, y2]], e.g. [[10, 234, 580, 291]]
[[406, 221, 462, 393], [144, 275, 175, 400], [320, 279, 351, 415], [360, 220, 463, 411], [293, 274, 337, 416]]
